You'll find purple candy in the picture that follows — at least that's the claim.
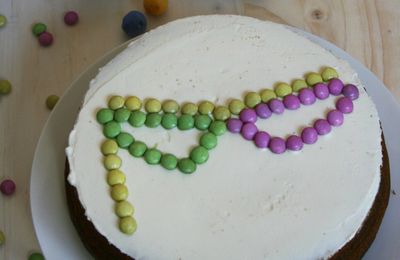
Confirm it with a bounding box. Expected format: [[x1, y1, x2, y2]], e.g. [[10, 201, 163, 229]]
[[342, 84, 359, 100], [327, 110, 344, 126], [255, 103, 272, 119], [301, 127, 318, 144], [239, 108, 257, 123], [269, 137, 286, 154], [0, 179, 16, 196], [268, 99, 285, 114], [298, 88, 316, 105], [313, 83, 329, 100], [286, 135, 303, 151], [328, 78, 344, 96], [313, 119, 332, 135], [226, 118, 243, 133], [336, 97, 354, 114], [241, 122, 258, 140], [283, 94, 300, 110], [254, 131, 271, 148]]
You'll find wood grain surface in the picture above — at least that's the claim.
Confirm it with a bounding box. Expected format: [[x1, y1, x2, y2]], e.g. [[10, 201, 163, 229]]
[[0, 0, 398, 259]]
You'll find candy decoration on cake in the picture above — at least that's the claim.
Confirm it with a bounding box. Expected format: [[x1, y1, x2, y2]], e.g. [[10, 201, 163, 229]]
[[95, 67, 360, 234], [122, 11, 147, 38]]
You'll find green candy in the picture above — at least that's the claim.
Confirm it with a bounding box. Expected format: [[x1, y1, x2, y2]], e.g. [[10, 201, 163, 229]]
[[200, 132, 217, 150], [321, 67, 339, 81], [160, 153, 178, 170], [177, 114, 194, 130], [32, 23, 47, 36], [125, 96, 142, 111], [129, 141, 147, 157], [145, 98, 161, 113], [145, 113, 162, 128], [116, 132, 135, 148], [306, 72, 323, 86], [111, 184, 128, 201], [103, 121, 121, 138], [182, 103, 198, 116], [144, 148, 162, 164], [209, 120, 226, 136], [194, 115, 212, 130], [104, 154, 122, 170], [107, 169, 126, 186], [244, 92, 261, 108], [108, 96, 125, 110], [228, 99, 245, 115], [292, 79, 308, 92], [162, 100, 179, 113], [213, 106, 231, 121], [114, 108, 131, 122], [96, 108, 114, 124], [0, 230, 5, 246], [115, 201, 135, 217], [46, 95, 59, 110], [178, 158, 196, 174], [0, 15, 7, 28], [275, 83, 292, 97], [190, 146, 209, 164], [128, 111, 146, 127], [260, 89, 276, 102], [119, 216, 137, 235], [101, 139, 118, 155], [0, 79, 12, 95], [28, 252, 45, 260], [161, 113, 178, 129], [198, 101, 214, 115]]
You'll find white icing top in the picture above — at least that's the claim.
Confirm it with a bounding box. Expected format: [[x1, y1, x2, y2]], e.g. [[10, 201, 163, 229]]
[[66, 15, 382, 259]]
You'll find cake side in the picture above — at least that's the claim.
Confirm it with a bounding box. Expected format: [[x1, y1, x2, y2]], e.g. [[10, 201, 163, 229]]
[[66, 15, 383, 259]]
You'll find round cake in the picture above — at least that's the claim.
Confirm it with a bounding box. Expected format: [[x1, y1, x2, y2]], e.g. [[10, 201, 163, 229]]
[[65, 15, 389, 259]]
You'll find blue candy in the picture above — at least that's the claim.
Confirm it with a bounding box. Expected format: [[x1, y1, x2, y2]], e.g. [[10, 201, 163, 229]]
[[122, 11, 147, 38]]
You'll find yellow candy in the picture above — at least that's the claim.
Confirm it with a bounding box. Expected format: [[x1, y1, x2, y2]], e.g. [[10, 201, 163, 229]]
[[228, 99, 245, 115], [101, 140, 118, 155], [321, 67, 339, 81], [292, 79, 308, 92], [46, 95, 59, 110], [213, 106, 231, 121], [145, 98, 161, 113], [111, 184, 128, 201], [244, 92, 261, 108], [104, 154, 122, 170], [125, 96, 142, 111], [260, 89, 276, 102], [115, 200, 135, 217], [306, 72, 323, 86], [198, 101, 214, 115], [275, 83, 292, 97], [107, 169, 126, 186], [181, 103, 198, 116], [119, 216, 137, 235], [0, 230, 5, 245], [162, 100, 179, 113], [144, 0, 168, 16], [108, 96, 125, 110]]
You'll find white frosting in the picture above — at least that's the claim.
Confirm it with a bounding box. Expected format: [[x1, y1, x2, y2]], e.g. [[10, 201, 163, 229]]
[[66, 15, 382, 259]]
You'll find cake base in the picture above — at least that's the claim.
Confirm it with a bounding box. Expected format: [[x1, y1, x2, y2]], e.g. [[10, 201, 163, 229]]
[[65, 137, 390, 260]]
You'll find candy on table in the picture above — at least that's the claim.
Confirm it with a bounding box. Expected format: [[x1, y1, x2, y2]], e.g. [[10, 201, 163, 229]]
[[0, 79, 12, 95], [122, 11, 147, 38], [28, 252, 45, 260], [0, 179, 16, 196], [143, 0, 168, 16], [0, 230, 5, 246], [38, 32, 53, 47], [0, 14, 7, 28], [64, 11, 79, 26], [32, 23, 47, 36]]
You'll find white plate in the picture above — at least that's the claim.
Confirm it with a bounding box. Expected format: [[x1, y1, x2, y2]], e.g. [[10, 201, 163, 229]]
[[30, 28, 400, 260]]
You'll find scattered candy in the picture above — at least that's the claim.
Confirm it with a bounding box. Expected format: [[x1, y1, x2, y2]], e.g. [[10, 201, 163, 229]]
[[64, 11, 79, 26], [160, 154, 178, 170], [244, 92, 261, 108], [144, 148, 162, 164], [115, 201, 135, 217], [122, 11, 147, 38], [275, 83, 292, 97], [119, 216, 137, 234], [0, 79, 12, 95], [0, 230, 5, 245], [0, 179, 16, 196], [144, 0, 168, 16], [0, 14, 7, 28], [28, 252, 45, 260], [125, 96, 142, 111], [111, 184, 129, 201], [38, 32, 53, 47], [46, 95, 59, 109], [107, 170, 126, 186], [128, 141, 147, 157], [32, 23, 47, 36], [178, 158, 196, 174]]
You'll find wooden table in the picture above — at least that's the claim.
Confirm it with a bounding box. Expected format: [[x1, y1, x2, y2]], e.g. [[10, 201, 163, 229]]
[[0, 0, 398, 259]]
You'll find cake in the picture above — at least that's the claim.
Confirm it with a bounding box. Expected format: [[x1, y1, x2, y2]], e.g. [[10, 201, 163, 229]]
[[65, 15, 389, 259]]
